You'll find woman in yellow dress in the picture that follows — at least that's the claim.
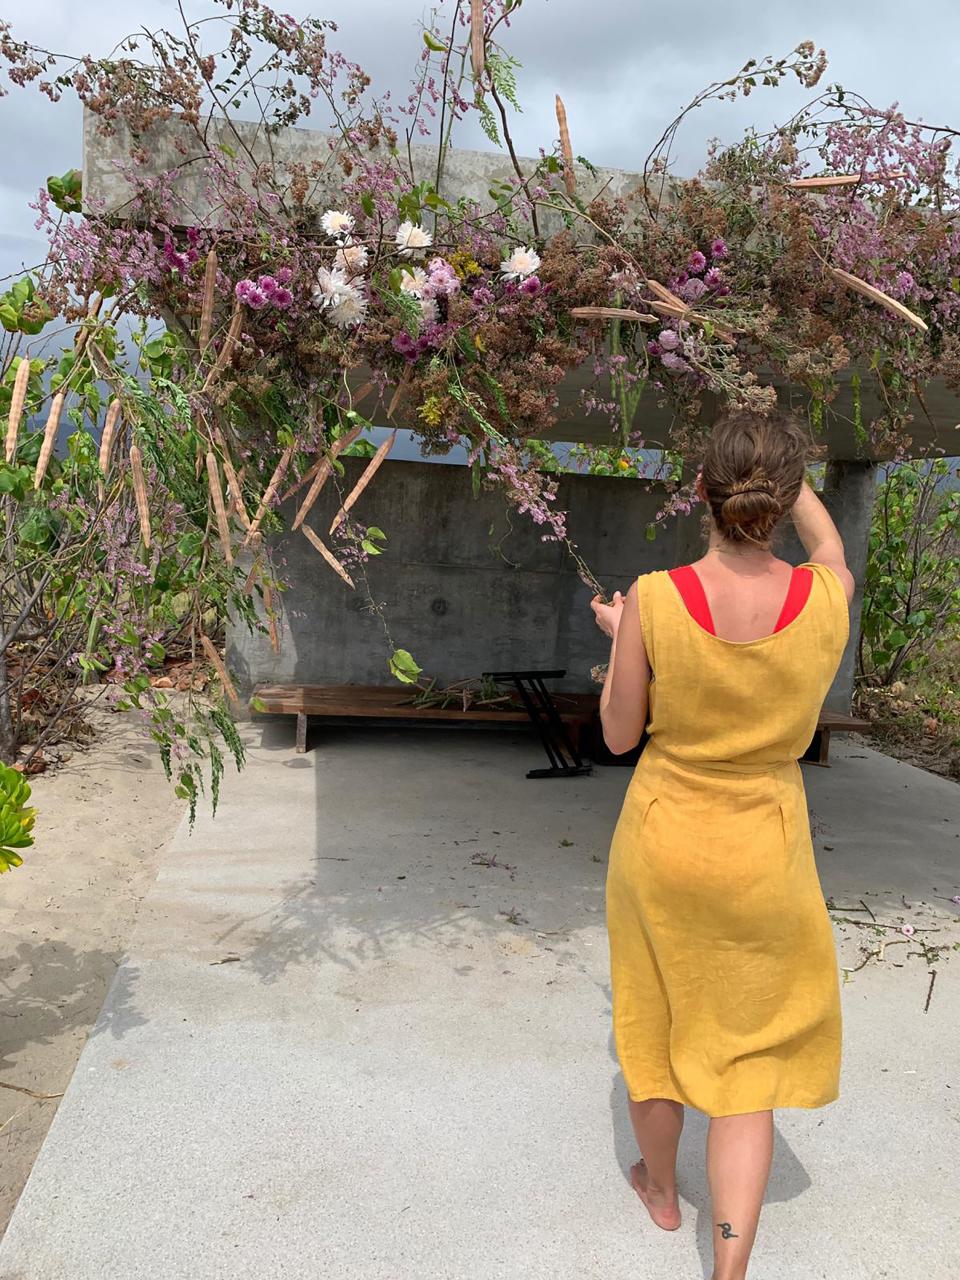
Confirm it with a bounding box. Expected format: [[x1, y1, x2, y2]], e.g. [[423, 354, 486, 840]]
[[591, 410, 854, 1280]]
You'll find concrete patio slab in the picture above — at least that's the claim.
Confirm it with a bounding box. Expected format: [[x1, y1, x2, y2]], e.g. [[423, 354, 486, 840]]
[[1, 727, 957, 1279]]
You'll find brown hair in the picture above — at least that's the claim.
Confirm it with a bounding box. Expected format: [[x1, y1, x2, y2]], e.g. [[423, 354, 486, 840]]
[[701, 409, 813, 546]]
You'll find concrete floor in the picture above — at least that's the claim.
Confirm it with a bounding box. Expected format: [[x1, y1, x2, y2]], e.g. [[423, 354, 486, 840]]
[[0, 724, 957, 1280]]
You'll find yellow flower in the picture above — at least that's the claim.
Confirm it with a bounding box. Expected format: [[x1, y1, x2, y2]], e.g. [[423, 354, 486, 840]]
[[474, 332, 486, 352], [618, 457, 630, 470], [450, 249, 482, 280], [418, 396, 443, 427]]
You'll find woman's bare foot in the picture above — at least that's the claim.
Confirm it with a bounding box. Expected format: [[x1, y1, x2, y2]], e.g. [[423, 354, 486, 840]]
[[630, 1159, 682, 1231]]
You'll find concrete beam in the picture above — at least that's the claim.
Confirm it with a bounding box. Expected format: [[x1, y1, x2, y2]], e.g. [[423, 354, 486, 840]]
[[82, 107, 960, 459]]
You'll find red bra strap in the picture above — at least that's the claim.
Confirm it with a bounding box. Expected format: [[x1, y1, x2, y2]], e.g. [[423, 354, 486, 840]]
[[668, 565, 716, 634], [774, 566, 814, 632]]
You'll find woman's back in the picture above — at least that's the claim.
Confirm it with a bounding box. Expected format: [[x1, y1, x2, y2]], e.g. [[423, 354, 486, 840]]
[[638, 560, 849, 768]]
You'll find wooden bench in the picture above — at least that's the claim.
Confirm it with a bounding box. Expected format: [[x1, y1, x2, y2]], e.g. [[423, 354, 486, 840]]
[[252, 680, 598, 760], [801, 709, 872, 766], [252, 684, 869, 768]]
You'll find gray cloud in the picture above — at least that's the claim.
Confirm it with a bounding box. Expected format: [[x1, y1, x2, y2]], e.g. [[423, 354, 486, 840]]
[[1, 0, 958, 281]]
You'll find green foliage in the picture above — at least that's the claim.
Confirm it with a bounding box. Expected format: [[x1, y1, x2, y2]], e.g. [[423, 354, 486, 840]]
[[389, 648, 423, 685], [861, 461, 960, 684], [47, 168, 82, 214], [0, 762, 36, 874], [0, 276, 53, 335]]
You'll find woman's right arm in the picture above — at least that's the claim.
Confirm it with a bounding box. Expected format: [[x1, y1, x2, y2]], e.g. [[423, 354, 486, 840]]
[[790, 481, 856, 603]]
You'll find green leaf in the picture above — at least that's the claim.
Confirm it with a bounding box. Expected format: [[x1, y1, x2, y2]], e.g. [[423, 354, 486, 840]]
[[389, 648, 423, 685], [645, 523, 657, 542], [249, 696, 268, 713], [360, 192, 375, 218], [422, 31, 447, 52]]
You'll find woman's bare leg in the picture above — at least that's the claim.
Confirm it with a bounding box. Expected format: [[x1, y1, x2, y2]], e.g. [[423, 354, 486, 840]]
[[707, 1110, 774, 1280], [627, 1097, 684, 1229]]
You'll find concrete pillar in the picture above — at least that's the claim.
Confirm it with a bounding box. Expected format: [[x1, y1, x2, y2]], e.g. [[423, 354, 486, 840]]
[[819, 458, 877, 712]]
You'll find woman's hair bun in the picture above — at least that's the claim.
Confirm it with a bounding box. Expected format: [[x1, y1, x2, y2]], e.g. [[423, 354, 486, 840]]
[[701, 410, 810, 546]]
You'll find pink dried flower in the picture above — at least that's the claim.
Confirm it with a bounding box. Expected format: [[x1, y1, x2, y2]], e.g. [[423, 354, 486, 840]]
[[688, 250, 707, 274]]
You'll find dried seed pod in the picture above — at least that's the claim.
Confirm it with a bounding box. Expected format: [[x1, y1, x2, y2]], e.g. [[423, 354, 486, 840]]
[[830, 267, 928, 333], [470, 0, 484, 81], [98, 398, 122, 475], [129, 445, 152, 548], [33, 391, 65, 489], [570, 306, 658, 322], [263, 580, 280, 653], [301, 523, 355, 588], [200, 633, 239, 704], [329, 429, 396, 535], [291, 423, 363, 528], [206, 451, 234, 566], [244, 444, 294, 545], [243, 554, 262, 596], [787, 172, 907, 189], [555, 95, 576, 197], [201, 300, 244, 392], [6, 356, 31, 463], [199, 248, 218, 352]]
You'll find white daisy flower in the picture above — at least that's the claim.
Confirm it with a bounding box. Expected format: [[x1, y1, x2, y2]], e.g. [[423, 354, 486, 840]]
[[399, 266, 429, 299], [328, 287, 368, 329], [321, 209, 355, 241], [333, 242, 369, 275], [395, 220, 433, 258], [311, 266, 349, 308], [500, 246, 542, 280]]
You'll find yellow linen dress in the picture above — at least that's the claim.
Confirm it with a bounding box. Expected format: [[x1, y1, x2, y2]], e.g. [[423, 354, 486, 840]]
[[606, 562, 850, 1117]]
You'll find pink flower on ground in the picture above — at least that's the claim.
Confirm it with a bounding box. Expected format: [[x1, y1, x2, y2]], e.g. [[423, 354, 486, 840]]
[[900, 924, 916, 937]]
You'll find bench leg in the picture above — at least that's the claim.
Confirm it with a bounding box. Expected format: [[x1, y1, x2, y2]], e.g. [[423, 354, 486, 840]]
[[296, 711, 307, 754], [802, 726, 831, 766]]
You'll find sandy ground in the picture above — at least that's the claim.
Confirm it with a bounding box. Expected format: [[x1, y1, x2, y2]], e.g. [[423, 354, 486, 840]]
[[0, 700, 185, 1237]]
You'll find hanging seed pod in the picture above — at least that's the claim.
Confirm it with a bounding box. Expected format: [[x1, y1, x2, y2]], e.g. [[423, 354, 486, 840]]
[[301, 523, 355, 588], [6, 356, 31, 463], [129, 445, 152, 548], [33, 391, 65, 490], [200, 633, 239, 704], [201, 301, 244, 392], [787, 172, 907, 190], [386, 370, 412, 421], [243, 554, 262, 596], [206, 451, 234, 566], [329, 429, 396, 535], [830, 267, 928, 333], [244, 444, 294, 545], [263, 580, 280, 653], [98, 398, 122, 476], [221, 447, 250, 528], [291, 423, 363, 528], [199, 248, 218, 353], [470, 0, 485, 81], [555, 95, 576, 197]]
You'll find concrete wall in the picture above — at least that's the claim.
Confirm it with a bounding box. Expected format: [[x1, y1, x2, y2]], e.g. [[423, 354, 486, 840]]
[[226, 459, 856, 707]]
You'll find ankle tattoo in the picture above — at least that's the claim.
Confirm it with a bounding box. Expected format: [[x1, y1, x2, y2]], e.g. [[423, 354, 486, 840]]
[[717, 1222, 739, 1240]]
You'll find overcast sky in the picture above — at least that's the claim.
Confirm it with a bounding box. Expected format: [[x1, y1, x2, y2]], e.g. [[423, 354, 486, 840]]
[[2, 0, 960, 283]]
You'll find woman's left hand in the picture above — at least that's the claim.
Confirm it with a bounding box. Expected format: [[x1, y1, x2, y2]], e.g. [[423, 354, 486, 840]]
[[591, 591, 625, 640]]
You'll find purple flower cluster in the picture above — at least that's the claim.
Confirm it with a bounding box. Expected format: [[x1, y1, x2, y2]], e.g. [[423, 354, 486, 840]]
[[235, 268, 294, 311], [673, 239, 731, 301], [424, 257, 460, 299], [162, 231, 200, 274]]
